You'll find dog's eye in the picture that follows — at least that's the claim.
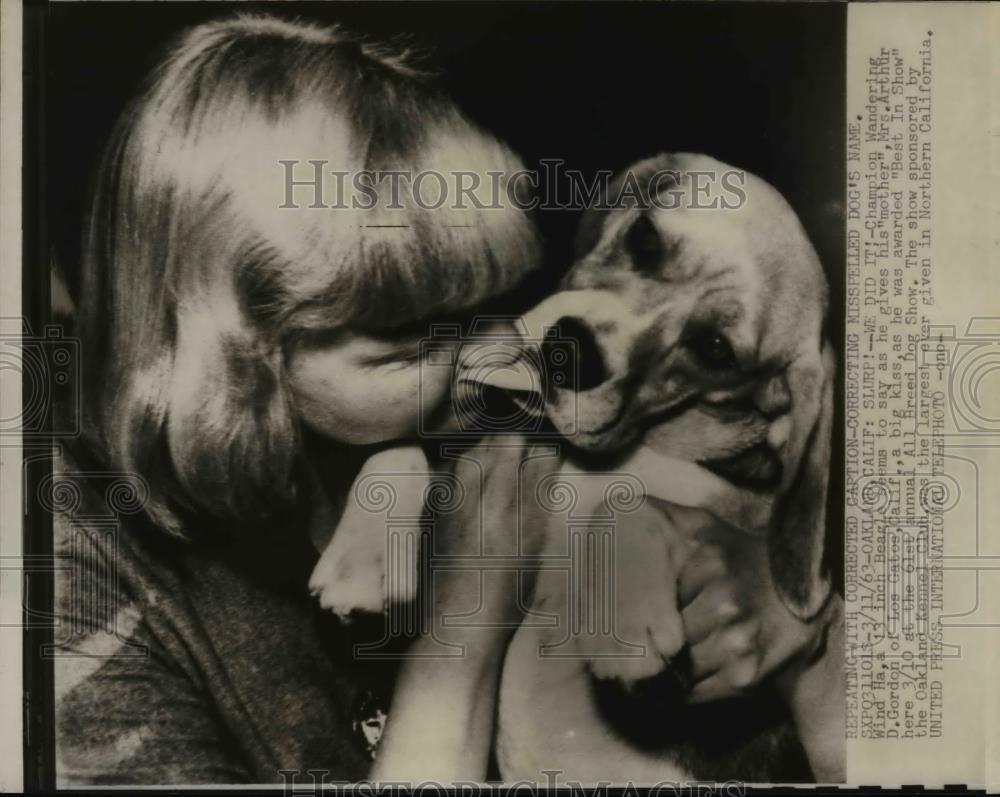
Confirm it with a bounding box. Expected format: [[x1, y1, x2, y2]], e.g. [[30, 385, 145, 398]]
[[689, 332, 737, 371]]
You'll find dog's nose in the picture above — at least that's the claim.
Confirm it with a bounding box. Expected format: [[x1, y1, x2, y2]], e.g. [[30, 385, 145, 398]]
[[542, 316, 608, 392]]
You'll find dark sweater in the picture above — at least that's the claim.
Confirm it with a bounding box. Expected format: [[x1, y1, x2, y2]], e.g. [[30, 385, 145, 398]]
[[53, 463, 398, 786]]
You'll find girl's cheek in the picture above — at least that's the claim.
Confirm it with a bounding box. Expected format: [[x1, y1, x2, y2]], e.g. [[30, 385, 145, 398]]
[[415, 362, 452, 420], [370, 362, 453, 438], [285, 351, 387, 441], [285, 345, 454, 443], [288, 378, 370, 442]]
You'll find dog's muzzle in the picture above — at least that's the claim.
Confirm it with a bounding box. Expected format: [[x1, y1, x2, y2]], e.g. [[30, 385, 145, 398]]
[[451, 292, 661, 448], [539, 315, 609, 393]]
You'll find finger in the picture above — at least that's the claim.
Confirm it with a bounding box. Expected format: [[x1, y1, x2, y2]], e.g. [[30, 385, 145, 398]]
[[688, 624, 758, 682], [677, 542, 727, 606], [687, 632, 723, 683], [680, 581, 746, 645], [687, 667, 753, 704]]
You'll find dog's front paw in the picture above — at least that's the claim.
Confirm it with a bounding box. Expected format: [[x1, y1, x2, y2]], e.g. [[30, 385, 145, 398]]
[[309, 519, 424, 619], [309, 445, 430, 620], [309, 525, 389, 619], [573, 504, 686, 686]]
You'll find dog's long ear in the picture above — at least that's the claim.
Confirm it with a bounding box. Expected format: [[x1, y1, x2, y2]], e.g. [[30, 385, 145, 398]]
[[768, 341, 836, 620], [573, 154, 677, 259]]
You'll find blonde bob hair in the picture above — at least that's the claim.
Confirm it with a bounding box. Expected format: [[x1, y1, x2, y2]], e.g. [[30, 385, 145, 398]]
[[77, 14, 541, 536]]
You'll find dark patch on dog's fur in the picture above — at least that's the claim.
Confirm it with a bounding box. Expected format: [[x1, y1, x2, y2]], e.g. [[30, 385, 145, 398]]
[[590, 661, 812, 782], [700, 442, 783, 492], [624, 213, 663, 274]]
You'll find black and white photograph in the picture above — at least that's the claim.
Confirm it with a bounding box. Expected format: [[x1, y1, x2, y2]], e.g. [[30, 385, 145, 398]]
[[24, 0, 852, 788]]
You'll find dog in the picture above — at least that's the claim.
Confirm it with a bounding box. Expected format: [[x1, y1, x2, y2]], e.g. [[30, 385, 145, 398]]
[[308, 153, 838, 782], [486, 153, 837, 783]]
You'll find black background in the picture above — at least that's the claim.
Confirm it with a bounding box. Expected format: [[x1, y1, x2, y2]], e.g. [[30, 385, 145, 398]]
[[47, 1, 845, 306]]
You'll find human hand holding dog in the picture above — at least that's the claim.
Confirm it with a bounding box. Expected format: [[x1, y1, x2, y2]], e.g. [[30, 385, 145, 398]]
[[671, 486, 845, 782], [677, 523, 833, 703]]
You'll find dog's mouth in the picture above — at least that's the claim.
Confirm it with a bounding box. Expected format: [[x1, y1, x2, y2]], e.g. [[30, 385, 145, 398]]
[[699, 442, 782, 492], [452, 340, 782, 493]]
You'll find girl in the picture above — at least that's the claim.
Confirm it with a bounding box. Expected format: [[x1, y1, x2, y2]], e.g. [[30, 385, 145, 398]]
[[57, 14, 541, 784]]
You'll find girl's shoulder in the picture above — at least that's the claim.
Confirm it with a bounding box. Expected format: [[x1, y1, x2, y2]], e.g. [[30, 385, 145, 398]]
[[50, 449, 380, 783]]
